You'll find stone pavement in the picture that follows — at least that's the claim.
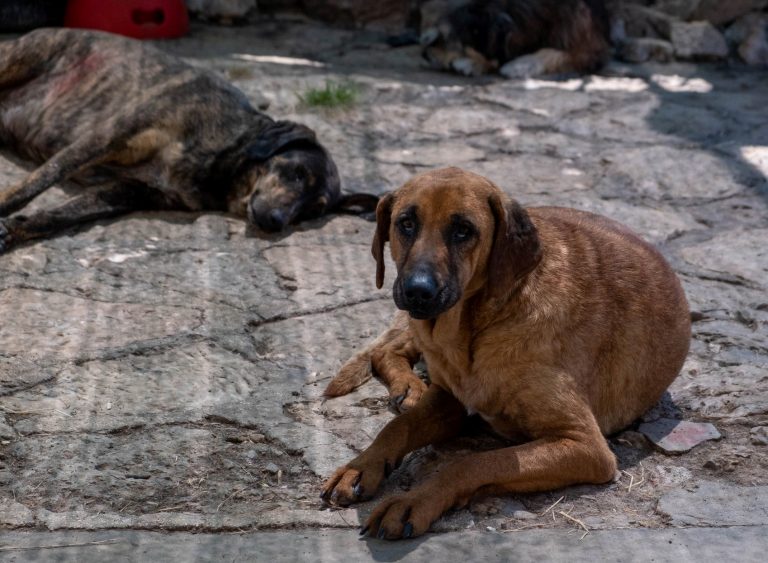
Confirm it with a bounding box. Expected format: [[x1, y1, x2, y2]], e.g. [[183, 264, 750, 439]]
[[1, 20, 767, 560]]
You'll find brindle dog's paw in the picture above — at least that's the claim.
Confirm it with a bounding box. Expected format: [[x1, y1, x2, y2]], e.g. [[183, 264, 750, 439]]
[[0, 220, 13, 254], [320, 455, 397, 507]]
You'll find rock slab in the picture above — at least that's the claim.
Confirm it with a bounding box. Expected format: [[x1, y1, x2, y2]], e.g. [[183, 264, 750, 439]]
[[639, 418, 721, 453]]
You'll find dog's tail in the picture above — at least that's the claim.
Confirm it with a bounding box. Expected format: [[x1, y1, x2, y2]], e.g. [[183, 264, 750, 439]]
[[323, 351, 373, 397]]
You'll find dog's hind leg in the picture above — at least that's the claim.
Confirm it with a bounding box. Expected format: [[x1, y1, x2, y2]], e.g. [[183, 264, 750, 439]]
[[0, 182, 165, 253], [0, 140, 110, 216]]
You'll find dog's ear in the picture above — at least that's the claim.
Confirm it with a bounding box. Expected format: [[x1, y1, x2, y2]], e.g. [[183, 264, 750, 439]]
[[248, 121, 318, 161], [372, 192, 395, 289], [487, 193, 541, 297]]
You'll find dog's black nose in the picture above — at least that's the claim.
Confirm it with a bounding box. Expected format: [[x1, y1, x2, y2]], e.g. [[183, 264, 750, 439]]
[[403, 271, 438, 305], [257, 208, 288, 232]]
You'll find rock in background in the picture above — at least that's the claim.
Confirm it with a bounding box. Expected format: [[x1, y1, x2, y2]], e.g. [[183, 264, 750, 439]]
[[185, 0, 257, 24], [610, 0, 768, 64]]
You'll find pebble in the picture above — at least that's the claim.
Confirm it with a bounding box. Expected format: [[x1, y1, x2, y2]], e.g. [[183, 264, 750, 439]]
[[264, 462, 280, 474]]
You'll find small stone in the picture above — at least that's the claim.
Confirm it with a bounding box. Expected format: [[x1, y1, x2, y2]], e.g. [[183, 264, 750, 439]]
[[288, 465, 303, 476], [245, 450, 257, 459], [498, 498, 526, 517], [750, 426, 768, 445], [671, 21, 729, 60], [264, 462, 280, 474], [639, 418, 721, 454], [703, 459, 720, 470], [512, 510, 538, 520]]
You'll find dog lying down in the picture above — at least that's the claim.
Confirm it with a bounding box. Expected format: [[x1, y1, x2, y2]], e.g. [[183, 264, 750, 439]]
[[0, 28, 377, 252], [322, 167, 690, 539], [422, 0, 611, 78]]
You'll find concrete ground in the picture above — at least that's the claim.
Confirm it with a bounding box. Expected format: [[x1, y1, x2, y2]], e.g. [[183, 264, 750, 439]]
[[1, 19, 767, 561]]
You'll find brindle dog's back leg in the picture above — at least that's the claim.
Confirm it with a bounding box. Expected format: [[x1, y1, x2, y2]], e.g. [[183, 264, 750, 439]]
[[0, 182, 166, 252]]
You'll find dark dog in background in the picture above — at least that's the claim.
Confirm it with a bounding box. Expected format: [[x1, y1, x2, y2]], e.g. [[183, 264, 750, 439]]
[[0, 28, 377, 252], [422, 0, 610, 77]]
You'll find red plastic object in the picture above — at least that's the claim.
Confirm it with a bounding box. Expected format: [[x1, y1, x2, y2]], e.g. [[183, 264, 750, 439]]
[[65, 0, 189, 39]]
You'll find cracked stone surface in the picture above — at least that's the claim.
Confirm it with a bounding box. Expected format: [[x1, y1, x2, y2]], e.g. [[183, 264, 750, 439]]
[[1, 19, 767, 547]]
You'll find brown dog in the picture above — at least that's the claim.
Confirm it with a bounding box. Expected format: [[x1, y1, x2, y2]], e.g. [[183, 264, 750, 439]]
[[422, 0, 610, 78], [0, 28, 376, 252], [321, 167, 690, 539]]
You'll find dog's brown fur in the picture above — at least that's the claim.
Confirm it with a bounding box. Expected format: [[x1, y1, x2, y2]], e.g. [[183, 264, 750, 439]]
[[324, 311, 426, 412], [321, 167, 690, 540], [423, 0, 610, 77], [0, 29, 376, 252]]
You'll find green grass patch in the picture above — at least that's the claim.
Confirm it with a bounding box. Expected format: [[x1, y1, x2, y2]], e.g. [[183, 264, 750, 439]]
[[298, 81, 359, 108]]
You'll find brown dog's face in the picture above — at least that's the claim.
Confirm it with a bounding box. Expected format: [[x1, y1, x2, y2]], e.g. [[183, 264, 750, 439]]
[[372, 167, 541, 319]]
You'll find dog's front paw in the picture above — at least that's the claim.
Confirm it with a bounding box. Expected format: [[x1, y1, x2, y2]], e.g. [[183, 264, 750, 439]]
[[320, 454, 395, 507], [388, 374, 427, 413], [363, 488, 447, 540]]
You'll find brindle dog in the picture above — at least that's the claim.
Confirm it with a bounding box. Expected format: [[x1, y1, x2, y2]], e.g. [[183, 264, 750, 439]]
[[422, 0, 610, 77], [0, 28, 377, 252]]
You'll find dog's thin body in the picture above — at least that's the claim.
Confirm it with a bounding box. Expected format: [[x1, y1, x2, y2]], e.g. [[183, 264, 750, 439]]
[[0, 29, 376, 251], [322, 168, 690, 539]]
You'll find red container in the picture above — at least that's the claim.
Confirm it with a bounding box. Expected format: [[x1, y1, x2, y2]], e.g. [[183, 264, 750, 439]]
[[65, 0, 189, 39]]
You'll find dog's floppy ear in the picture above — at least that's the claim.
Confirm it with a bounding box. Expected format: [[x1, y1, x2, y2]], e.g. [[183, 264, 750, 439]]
[[248, 121, 318, 161], [487, 193, 542, 298], [372, 192, 395, 289]]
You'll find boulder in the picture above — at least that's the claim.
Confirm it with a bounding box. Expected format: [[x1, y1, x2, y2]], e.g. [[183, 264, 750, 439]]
[[301, 0, 410, 27], [185, 0, 256, 22], [614, 4, 677, 39], [671, 20, 729, 59], [691, 0, 768, 26], [729, 14, 768, 65]]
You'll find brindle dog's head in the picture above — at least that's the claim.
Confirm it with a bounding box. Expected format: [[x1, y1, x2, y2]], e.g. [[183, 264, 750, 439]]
[[243, 121, 378, 232], [372, 167, 541, 319]]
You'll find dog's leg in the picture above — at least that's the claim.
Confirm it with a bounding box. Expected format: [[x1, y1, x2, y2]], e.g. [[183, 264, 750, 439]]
[[0, 141, 110, 216], [320, 384, 466, 507], [371, 324, 425, 411], [364, 410, 617, 539], [324, 311, 426, 412], [0, 182, 164, 252]]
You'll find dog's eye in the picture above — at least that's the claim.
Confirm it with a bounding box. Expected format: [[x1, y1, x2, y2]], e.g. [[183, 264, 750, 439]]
[[398, 218, 416, 236], [453, 224, 474, 242]]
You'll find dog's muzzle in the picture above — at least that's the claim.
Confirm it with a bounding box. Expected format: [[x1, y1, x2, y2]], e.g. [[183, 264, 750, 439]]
[[394, 267, 453, 319]]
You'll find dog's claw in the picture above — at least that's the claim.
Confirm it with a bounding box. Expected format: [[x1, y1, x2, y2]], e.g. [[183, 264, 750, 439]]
[[359, 525, 369, 536], [353, 482, 363, 498], [402, 522, 413, 539], [377, 528, 387, 540]]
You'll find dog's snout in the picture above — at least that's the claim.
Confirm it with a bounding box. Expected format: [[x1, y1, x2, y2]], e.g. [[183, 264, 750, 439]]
[[253, 208, 288, 232], [403, 271, 439, 304]]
